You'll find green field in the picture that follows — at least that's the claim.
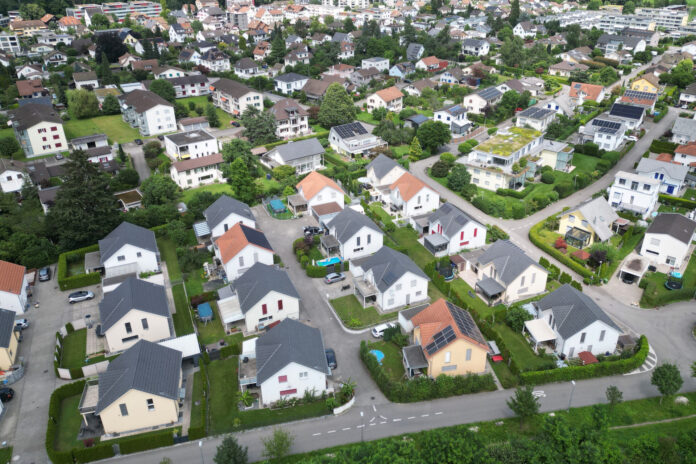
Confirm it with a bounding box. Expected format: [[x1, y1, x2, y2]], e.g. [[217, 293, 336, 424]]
[[330, 295, 397, 329], [54, 395, 83, 451], [368, 341, 405, 382], [177, 96, 234, 127], [63, 115, 141, 144]]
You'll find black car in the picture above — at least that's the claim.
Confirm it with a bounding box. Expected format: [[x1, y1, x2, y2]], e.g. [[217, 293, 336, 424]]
[[38, 266, 51, 282], [621, 273, 636, 285], [0, 388, 14, 402], [325, 348, 337, 370], [96, 324, 104, 338], [134, 139, 143, 145], [304, 226, 322, 236], [230, 121, 240, 127]]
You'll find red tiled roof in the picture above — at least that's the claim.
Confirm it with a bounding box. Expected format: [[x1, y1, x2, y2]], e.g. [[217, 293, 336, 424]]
[[676, 142, 696, 157], [0, 260, 26, 295], [296, 171, 343, 201], [578, 351, 598, 365], [569, 82, 604, 101]]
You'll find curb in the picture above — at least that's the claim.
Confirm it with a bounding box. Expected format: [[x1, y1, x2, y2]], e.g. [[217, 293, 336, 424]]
[[323, 297, 372, 335]]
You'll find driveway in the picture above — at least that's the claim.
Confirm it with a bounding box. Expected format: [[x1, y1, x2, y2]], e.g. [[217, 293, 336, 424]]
[[122, 142, 150, 181]]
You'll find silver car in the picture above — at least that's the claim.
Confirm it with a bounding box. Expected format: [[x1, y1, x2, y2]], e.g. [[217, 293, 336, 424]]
[[68, 291, 95, 304]]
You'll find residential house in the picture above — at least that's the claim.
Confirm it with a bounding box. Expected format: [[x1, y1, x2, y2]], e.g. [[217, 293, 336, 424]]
[[152, 66, 185, 80], [609, 103, 644, 130], [531, 284, 621, 358], [274, 73, 309, 95], [387, 172, 440, 218], [131, 59, 159, 73], [630, 74, 660, 94], [543, 98, 573, 116], [99, 277, 171, 353], [16, 65, 44, 80], [464, 86, 503, 114], [263, 138, 324, 175], [170, 154, 224, 189], [169, 22, 192, 42], [437, 67, 467, 85], [569, 82, 606, 106], [536, 140, 575, 172], [179, 48, 202, 65], [215, 223, 274, 279], [119, 90, 175, 137], [324, 208, 383, 260], [581, 116, 626, 151], [351, 246, 429, 311], [636, 157, 689, 195], [329, 121, 386, 157], [607, 170, 659, 219], [217, 262, 299, 333], [641, 213, 696, 268], [403, 114, 430, 129], [361, 57, 389, 72], [325, 64, 355, 79], [0, 32, 20, 54], [10, 103, 67, 158], [0, 309, 19, 370], [44, 50, 68, 67], [164, 130, 217, 160], [284, 45, 312, 68], [367, 86, 404, 113], [679, 82, 696, 106], [619, 89, 657, 112], [10, 20, 47, 36], [401, 78, 437, 97], [16, 80, 48, 99], [73, 71, 99, 90], [178, 117, 209, 132], [674, 142, 696, 168], [596, 34, 646, 55], [338, 41, 355, 60], [210, 78, 262, 116], [366, 154, 406, 187], [557, 197, 619, 248], [0, 159, 27, 194], [515, 107, 556, 132], [271, 98, 310, 139], [406, 43, 424, 61], [426, 202, 484, 255], [199, 49, 230, 72], [203, 194, 256, 239], [167, 75, 210, 99], [416, 56, 447, 72], [350, 68, 381, 86], [433, 104, 471, 135], [295, 171, 345, 212], [549, 61, 589, 78], [388, 62, 416, 79], [98, 222, 160, 278], [70, 133, 114, 163], [83, 340, 182, 435], [461, 38, 490, 56], [234, 57, 265, 78], [246, 318, 329, 405], [671, 117, 696, 145], [57, 15, 81, 31], [0, 260, 28, 315], [513, 21, 544, 38], [403, 299, 489, 378]]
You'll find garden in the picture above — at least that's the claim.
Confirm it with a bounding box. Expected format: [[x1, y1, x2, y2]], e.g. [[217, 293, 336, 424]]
[[63, 115, 141, 144], [330, 295, 397, 329], [639, 250, 696, 308]]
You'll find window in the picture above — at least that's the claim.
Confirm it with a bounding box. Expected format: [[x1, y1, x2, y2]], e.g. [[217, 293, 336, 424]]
[[356, 236, 361, 246], [136, 252, 142, 258], [50, 126, 57, 131], [125, 322, 132, 334], [466, 348, 472, 361], [568, 215, 575, 223], [388, 298, 394, 306], [239, 256, 244, 267], [262, 304, 267, 315], [277, 299, 283, 310], [117, 255, 125, 261], [631, 181, 639, 191], [367, 234, 371, 244], [599, 330, 606, 342], [141, 318, 149, 329], [278, 375, 287, 383], [119, 404, 128, 416], [299, 372, 308, 378], [531, 273, 536, 284], [618, 178, 626, 185], [580, 332, 586, 343], [280, 388, 297, 396], [441, 365, 457, 372], [520, 276, 525, 287], [411, 279, 417, 287], [53, 135, 59, 140], [253, 252, 259, 263], [147, 398, 155, 411], [643, 184, 651, 191], [444, 351, 451, 363], [650, 238, 660, 246], [473, 228, 477, 238]]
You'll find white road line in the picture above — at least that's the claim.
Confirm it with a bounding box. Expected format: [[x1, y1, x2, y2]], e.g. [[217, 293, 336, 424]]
[[342, 427, 351, 431], [372, 405, 377, 412], [393, 418, 402, 422], [380, 421, 387, 424], [379, 415, 387, 420], [421, 414, 429, 417], [369, 417, 376, 423], [407, 416, 416, 420], [435, 412, 443, 415], [369, 423, 376, 426], [312, 433, 321, 436], [327, 430, 336, 434], [356, 425, 365, 428]]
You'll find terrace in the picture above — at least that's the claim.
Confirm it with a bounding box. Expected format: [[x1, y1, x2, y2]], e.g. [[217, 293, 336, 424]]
[[474, 127, 543, 158]]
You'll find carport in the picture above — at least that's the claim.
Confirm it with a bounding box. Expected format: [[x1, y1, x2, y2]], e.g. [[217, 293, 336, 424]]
[[320, 234, 340, 256], [402, 345, 428, 378], [287, 194, 307, 214], [524, 319, 557, 353], [619, 252, 649, 282], [476, 277, 505, 305], [424, 234, 449, 255]]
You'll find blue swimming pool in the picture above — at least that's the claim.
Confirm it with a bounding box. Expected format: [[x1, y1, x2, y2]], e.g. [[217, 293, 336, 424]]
[[370, 349, 384, 365], [317, 257, 342, 266]]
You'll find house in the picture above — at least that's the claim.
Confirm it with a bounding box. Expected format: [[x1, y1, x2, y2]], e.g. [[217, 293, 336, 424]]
[[619, 89, 657, 112], [416, 56, 447, 72], [350, 68, 381, 86], [560, 46, 593, 64], [199, 49, 230, 72], [178, 48, 201, 65], [387, 172, 440, 218], [461, 38, 489, 56], [295, 171, 345, 213], [274, 73, 309, 95], [433, 104, 471, 135], [83, 340, 182, 435], [630, 74, 660, 94], [596, 34, 646, 55], [557, 197, 619, 248], [0, 260, 28, 315], [609, 103, 644, 130], [71, 134, 114, 164], [9, 19, 47, 36], [460, 240, 548, 305], [516, 107, 556, 132], [177, 117, 209, 132], [215, 223, 274, 279], [351, 246, 429, 311], [210, 78, 262, 116], [324, 208, 383, 260], [531, 284, 621, 358], [73, 71, 99, 90], [16, 80, 48, 99], [98, 222, 160, 278], [569, 82, 606, 105], [167, 75, 210, 99], [366, 154, 406, 187], [263, 138, 324, 175], [513, 21, 543, 38], [170, 154, 224, 189], [636, 157, 689, 195], [641, 213, 696, 268], [329, 122, 387, 157], [679, 82, 696, 106], [388, 62, 416, 79], [99, 277, 171, 353], [164, 130, 217, 160], [581, 116, 626, 151], [44, 50, 68, 67], [203, 194, 255, 239], [464, 86, 503, 114], [119, 90, 175, 137], [131, 59, 159, 73], [0, 309, 19, 370], [403, 114, 430, 129], [403, 299, 489, 378], [549, 61, 589, 78], [674, 142, 696, 168], [57, 15, 81, 31], [246, 318, 329, 405], [406, 43, 424, 61], [152, 66, 186, 80], [271, 98, 310, 139], [437, 67, 467, 85], [367, 86, 404, 113], [0, 159, 27, 194], [426, 203, 485, 256], [169, 23, 192, 42], [16, 65, 45, 81], [284, 45, 312, 68], [607, 171, 659, 219], [361, 57, 389, 72], [671, 117, 696, 145], [543, 98, 572, 117], [217, 263, 299, 333], [536, 140, 575, 172], [325, 63, 355, 79], [10, 103, 67, 158], [234, 57, 265, 78]]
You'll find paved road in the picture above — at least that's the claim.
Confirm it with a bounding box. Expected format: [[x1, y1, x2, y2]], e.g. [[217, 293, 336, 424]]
[[122, 142, 151, 181]]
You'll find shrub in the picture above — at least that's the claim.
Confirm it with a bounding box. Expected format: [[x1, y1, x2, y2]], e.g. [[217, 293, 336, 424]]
[[306, 265, 328, 278], [486, 224, 509, 242], [659, 194, 696, 209], [190, 291, 218, 306], [65, 323, 75, 334], [461, 183, 478, 200], [570, 280, 583, 291], [46, 380, 87, 464], [541, 171, 555, 184], [487, 127, 498, 135], [220, 342, 241, 358], [539, 256, 550, 268], [649, 140, 678, 154], [72, 445, 114, 462], [529, 218, 594, 279], [118, 430, 175, 454], [496, 184, 536, 199], [559, 272, 572, 284], [430, 161, 450, 178]]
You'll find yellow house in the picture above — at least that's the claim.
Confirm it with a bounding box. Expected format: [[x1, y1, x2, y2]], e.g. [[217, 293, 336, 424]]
[[406, 299, 489, 378], [0, 309, 19, 370], [80, 340, 182, 435], [630, 75, 660, 94], [557, 197, 619, 249]]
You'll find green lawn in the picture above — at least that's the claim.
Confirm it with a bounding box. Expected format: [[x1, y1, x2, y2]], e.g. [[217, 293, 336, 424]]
[[610, 416, 696, 445], [184, 265, 207, 297], [494, 323, 553, 372], [157, 238, 181, 282], [177, 96, 233, 127], [63, 115, 141, 144], [449, 279, 503, 319], [601, 228, 646, 280], [368, 341, 405, 382], [640, 250, 696, 307], [0, 447, 12, 464], [490, 360, 517, 388], [60, 329, 86, 369], [66, 260, 85, 277], [172, 284, 194, 336], [658, 204, 690, 214], [180, 178, 276, 204], [369, 202, 395, 226], [189, 370, 205, 431], [54, 394, 83, 451], [330, 295, 397, 329], [390, 227, 433, 268], [195, 301, 227, 345]]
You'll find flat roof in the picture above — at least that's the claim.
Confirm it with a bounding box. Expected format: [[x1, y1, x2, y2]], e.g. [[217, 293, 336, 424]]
[[476, 127, 542, 157]]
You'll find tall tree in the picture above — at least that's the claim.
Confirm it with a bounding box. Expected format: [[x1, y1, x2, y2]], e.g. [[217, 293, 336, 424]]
[[416, 121, 451, 153], [269, 26, 286, 65], [149, 79, 176, 103], [101, 94, 121, 115], [95, 32, 128, 63], [509, 0, 520, 26], [19, 3, 45, 19], [507, 385, 540, 428], [47, 151, 121, 250], [206, 104, 220, 128], [651, 363, 683, 404], [140, 175, 180, 206], [214, 435, 248, 464], [227, 158, 257, 205], [318, 83, 357, 128], [240, 106, 277, 145], [67, 89, 100, 119], [97, 52, 116, 85]]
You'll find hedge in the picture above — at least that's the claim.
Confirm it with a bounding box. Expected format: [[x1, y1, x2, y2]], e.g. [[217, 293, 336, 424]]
[[529, 218, 594, 279], [220, 342, 241, 358], [306, 265, 328, 278], [658, 194, 696, 209], [72, 445, 114, 463], [190, 291, 218, 306], [46, 380, 92, 464], [520, 336, 649, 384], [649, 140, 678, 155], [260, 131, 330, 150], [496, 184, 536, 199], [118, 429, 175, 454], [57, 244, 101, 291]]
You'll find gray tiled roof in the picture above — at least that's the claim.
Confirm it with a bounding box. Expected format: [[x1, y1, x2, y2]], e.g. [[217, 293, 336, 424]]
[[636, 158, 688, 182], [358, 246, 428, 292], [672, 117, 696, 136], [476, 240, 544, 286], [517, 106, 555, 120], [99, 221, 158, 264], [268, 138, 325, 163], [563, 197, 618, 242], [428, 202, 479, 239], [95, 340, 181, 414], [646, 213, 696, 245], [0, 308, 14, 348], [11, 103, 62, 131], [99, 277, 170, 332], [120, 90, 173, 112], [255, 318, 329, 384], [165, 129, 215, 146], [274, 72, 309, 83], [366, 154, 402, 180], [204, 195, 254, 230], [230, 262, 299, 314], [535, 284, 620, 339], [477, 86, 502, 101], [328, 208, 381, 243], [406, 43, 424, 61], [211, 78, 256, 98]]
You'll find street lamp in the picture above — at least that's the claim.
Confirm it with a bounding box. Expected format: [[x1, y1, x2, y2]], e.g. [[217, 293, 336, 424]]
[[567, 380, 576, 412], [199, 440, 204, 464]]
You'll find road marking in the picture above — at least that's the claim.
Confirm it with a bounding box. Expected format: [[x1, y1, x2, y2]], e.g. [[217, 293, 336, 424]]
[[312, 433, 321, 436], [342, 427, 351, 431], [369, 417, 376, 423], [393, 418, 401, 422], [372, 405, 377, 412], [369, 423, 376, 426], [532, 391, 546, 398], [421, 414, 429, 417], [435, 412, 443, 415], [380, 421, 387, 424], [356, 425, 365, 428], [327, 430, 336, 434], [379, 415, 387, 420], [407, 416, 416, 420]]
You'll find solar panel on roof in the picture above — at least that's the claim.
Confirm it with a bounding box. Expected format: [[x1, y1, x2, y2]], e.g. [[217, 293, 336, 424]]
[[449, 305, 478, 339], [610, 103, 643, 120], [425, 325, 456, 355], [591, 119, 621, 130], [382, 269, 398, 287], [334, 122, 367, 139]]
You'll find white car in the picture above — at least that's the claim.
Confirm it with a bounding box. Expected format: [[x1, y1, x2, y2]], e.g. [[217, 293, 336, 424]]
[[14, 319, 29, 330], [626, 136, 638, 142], [371, 322, 396, 338]]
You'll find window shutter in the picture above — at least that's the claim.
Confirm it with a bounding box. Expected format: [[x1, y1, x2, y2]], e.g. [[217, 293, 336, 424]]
[[473, 228, 477, 237], [278, 299, 283, 310], [262, 304, 267, 315]]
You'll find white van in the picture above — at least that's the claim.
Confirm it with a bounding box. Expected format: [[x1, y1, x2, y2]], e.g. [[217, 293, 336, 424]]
[[371, 322, 396, 338]]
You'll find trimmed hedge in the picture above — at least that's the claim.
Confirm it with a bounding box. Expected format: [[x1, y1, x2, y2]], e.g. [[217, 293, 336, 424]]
[[220, 342, 241, 358], [261, 131, 330, 150], [649, 140, 678, 155], [72, 445, 114, 463], [496, 184, 537, 199], [57, 244, 101, 291], [118, 430, 175, 455], [46, 380, 93, 464], [659, 194, 696, 209], [520, 336, 649, 384], [529, 218, 594, 279]]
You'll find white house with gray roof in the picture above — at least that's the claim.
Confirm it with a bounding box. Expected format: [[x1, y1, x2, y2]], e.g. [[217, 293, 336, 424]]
[[531, 284, 621, 358], [164, 129, 218, 160], [119, 90, 175, 136], [242, 318, 329, 405], [671, 117, 696, 145], [426, 203, 485, 255], [325, 208, 383, 260], [636, 157, 688, 195], [464, 86, 503, 114], [98, 222, 160, 278], [366, 154, 406, 187], [640, 213, 696, 268], [99, 277, 172, 353], [203, 194, 256, 239], [263, 138, 325, 175], [351, 246, 429, 311], [607, 170, 659, 219], [273, 73, 309, 95], [516, 107, 556, 132]]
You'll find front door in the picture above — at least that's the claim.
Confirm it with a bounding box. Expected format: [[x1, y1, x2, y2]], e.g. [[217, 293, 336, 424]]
[[406, 294, 410, 305], [587, 345, 593, 353], [667, 185, 675, 194]]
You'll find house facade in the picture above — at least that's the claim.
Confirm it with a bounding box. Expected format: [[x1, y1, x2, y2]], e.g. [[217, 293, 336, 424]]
[[0, 309, 19, 370], [607, 171, 659, 219], [325, 208, 383, 260], [215, 223, 274, 279], [636, 157, 688, 195], [329, 122, 386, 157], [271, 98, 310, 139], [426, 203, 485, 255], [164, 130, 218, 160], [557, 197, 618, 248], [210, 78, 263, 116], [11, 103, 67, 157], [119, 90, 176, 137], [366, 86, 404, 113], [640, 213, 696, 268], [170, 154, 224, 189], [263, 138, 324, 175], [389, 172, 440, 218], [98, 222, 160, 278]]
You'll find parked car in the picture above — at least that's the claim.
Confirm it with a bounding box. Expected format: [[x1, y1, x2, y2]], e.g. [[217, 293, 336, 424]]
[[14, 319, 28, 330], [134, 139, 143, 145], [96, 324, 104, 337], [626, 136, 638, 142], [324, 273, 345, 284], [0, 388, 14, 402], [621, 273, 636, 285], [230, 121, 240, 127], [325, 348, 337, 370], [371, 322, 396, 338], [68, 290, 95, 304], [38, 266, 51, 282], [55, 153, 64, 160], [304, 226, 322, 236], [157, 135, 164, 141]]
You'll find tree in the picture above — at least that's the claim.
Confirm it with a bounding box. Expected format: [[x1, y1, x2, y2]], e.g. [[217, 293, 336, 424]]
[[214, 435, 248, 464], [67, 89, 100, 119], [191, 20, 203, 33], [112, 168, 140, 189], [0, 137, 20, 158], [227, 158, 257, 204], [89, 13, 111, 29], [692, 361, 696, 378], [272, 165, 295, 180], [206, 104, 220, 128], [587, 0, 601, 10], [507, 385, 540, 427], [143, 141, 162, 159], [149, 79, 176, 103], [408, 136, 423, 160], [262, 428, 293, 461], [47, 151, 121, 250], [101, 94, 121, 115], [505, 305, 533, 332], [606, 385, 623, 408], [97, 52, 116, 85], [343, 17, 355, 32], [447, 164, 471, 192], [95, 32, 128, 66], [651, 363, 683, 404], [240, 106, 277, 145], [623, 1, 635, 14], [140, 175, 180, 206], [269, 27, 286, 65], [318, 83, 357, 128], [430, 161, 450, 178], [508, 0, 520, 26], [19, 3, 45, 19], [416, 121, 451, 153]]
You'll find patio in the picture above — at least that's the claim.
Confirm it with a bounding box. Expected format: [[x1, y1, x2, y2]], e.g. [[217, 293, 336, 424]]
[[320, 234, 340, 257], [476, 277, 505, 306], [402, 344, 428, 379], [354, 279, 378, 308], [523, 318, 557, 354]]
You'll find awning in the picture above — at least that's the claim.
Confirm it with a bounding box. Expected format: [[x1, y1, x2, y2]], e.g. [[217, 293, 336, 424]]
[[193, 221, 211, 238], [477, 277, 505, 297], [424, 233, 449, 248], [158, 334, 201, 359], [218, 298, 244, 324], [402, 345, 428, 369], [524, 318, 556, 343]]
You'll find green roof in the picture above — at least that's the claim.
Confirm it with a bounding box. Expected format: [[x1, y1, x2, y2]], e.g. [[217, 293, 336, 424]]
[[476, 127, 542, 157]]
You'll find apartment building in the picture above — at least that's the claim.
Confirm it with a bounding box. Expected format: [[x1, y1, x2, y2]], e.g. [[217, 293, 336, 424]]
[[210, 78, 262, 116]]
